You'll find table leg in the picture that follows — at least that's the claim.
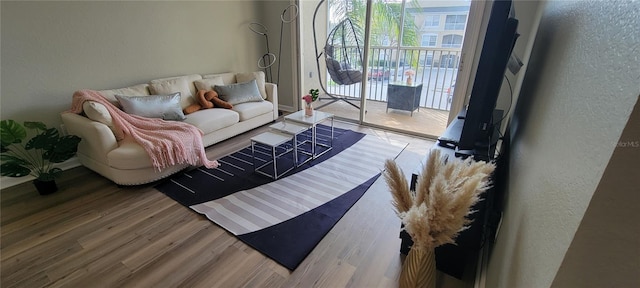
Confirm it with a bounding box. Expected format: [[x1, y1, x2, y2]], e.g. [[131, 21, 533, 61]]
[[272, 145, 277, 179], [330, 117, 334, 148], [251, 141, 256, 173], [311, 124, 316, 158], [293, 137, 298, 167]]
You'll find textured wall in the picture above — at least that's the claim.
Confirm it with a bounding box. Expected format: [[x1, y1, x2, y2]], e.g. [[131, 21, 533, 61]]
[[551, 99, 640, 287], [486, 0, 640, 287], [1, 1, 263, 128]]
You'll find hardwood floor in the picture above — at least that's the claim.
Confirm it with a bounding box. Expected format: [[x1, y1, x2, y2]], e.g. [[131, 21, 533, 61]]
[[1, 120, 475, 288]]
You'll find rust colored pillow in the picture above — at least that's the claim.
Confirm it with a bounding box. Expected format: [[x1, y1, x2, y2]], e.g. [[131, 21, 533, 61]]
[[183, 104, 201, 115], [209, 91, 233, 109], [183, 90, 233, 115]]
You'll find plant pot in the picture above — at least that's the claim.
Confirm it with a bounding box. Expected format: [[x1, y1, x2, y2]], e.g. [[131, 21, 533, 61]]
[[399, 246, 436, 288], [33, 179, 58, 195]]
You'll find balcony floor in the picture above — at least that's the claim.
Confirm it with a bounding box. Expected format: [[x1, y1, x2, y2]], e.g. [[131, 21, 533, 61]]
[[316, 98, 449, 138]]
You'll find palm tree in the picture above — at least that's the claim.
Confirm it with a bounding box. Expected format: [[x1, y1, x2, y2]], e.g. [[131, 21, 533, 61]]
[[328, 0, 419, 68]]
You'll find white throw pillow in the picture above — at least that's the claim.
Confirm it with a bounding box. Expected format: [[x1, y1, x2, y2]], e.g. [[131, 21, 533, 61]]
[[82, 101, 124, 139], [99, 84, 150, 107], [214, 80, 264, 105], [236, 71, 267, 100], [115, 93, 186, 120], [194, 77, 225, 91], [149, 78, 193, 109]]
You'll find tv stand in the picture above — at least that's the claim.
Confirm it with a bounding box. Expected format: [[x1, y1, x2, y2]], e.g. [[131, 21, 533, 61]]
[[437, 109, 503, 161], [454, 148, 476, 159], [437, 110, 465, 148]]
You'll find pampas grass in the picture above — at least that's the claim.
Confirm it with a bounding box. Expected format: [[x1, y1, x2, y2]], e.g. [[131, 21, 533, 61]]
[[384, 159, 412, 215], [384, 149, 495, 250]]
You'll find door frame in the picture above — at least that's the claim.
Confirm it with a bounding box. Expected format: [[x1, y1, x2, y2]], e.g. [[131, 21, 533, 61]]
[[448, 0, 490, 124], [297, 0, 489, 136]]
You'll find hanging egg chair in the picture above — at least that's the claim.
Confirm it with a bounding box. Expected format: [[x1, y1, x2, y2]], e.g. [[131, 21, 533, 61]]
[[313, 0, 364, 110]]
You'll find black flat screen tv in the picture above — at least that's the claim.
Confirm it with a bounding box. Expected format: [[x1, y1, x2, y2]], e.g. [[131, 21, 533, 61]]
[[456, 0, 519, 159]]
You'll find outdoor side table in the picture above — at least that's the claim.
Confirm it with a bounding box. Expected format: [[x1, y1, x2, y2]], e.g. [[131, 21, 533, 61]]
[[387, 82, 423, 116]]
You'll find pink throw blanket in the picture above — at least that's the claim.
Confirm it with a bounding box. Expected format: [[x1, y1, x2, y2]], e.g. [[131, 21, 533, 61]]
[[67, 89, 219, 170]]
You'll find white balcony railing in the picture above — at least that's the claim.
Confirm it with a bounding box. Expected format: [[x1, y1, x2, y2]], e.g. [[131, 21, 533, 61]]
[[325, 47, 460, 111]]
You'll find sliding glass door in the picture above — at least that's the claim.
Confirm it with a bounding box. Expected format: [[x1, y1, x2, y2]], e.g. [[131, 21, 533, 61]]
[[314, 0, 477, 138]]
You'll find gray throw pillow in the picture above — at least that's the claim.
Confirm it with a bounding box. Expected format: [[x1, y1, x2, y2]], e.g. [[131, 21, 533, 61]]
[[115, 93, 186, 120], [214, 79, 264, 105]]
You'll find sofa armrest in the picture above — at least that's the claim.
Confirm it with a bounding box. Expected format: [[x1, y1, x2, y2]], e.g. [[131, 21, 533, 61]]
[[61, 113, 118, 164], [265, 83, 278, 120]]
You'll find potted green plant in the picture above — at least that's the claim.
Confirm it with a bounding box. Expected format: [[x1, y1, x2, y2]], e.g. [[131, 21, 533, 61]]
[[1, 120, 81, 195]]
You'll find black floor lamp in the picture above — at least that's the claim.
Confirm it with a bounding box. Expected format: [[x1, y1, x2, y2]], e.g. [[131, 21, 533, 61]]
[[249, 4, 298, 86]]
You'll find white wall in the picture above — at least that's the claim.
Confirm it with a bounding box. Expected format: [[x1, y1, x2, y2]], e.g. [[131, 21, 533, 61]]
[[299, 0, 326, 111], [1, 1, 264, 128], [486, 0, 640, 287]]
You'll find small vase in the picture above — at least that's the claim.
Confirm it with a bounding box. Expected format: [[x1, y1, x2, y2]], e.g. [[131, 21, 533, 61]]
[[33, 179, 58, 195], [406, 76, 413, 85], [305, 102, 314, 116], [399, 246, 436, 288]]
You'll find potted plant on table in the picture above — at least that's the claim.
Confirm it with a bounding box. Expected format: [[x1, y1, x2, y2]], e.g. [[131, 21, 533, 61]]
[[404, 69, 416, 85], [302, 88, 319, 116], [1, 120, 81, 195]]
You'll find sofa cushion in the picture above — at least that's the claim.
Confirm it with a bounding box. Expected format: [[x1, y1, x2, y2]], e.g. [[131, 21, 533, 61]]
[[194, 77, 225, 91], [232, 101, 274, 122], [214, 79, 264, 105], [115, 93, 186, 120], [82, 101, 124, 138], [183, 108, 239, 135], [236, 71, 267, 99], [99, 84, 150, 107]]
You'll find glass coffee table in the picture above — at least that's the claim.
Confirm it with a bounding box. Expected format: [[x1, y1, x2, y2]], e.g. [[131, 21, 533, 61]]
[[270, 110, 334, 166]]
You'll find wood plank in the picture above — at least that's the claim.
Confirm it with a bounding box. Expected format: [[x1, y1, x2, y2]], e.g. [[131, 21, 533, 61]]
[[75, 191, 176, 249], [120, 217, 211, 271], [115, 225, 228, 287], [0, 169, 113, 226], [1, 210, 101, 261], [1, 184, 130, 247], [44, 202, 189, 282], [2, 271, 50, 288]]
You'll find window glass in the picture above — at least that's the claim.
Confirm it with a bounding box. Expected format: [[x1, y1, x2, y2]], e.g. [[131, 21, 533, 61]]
[[442, 34, 463, 48], [445, 14, 467, 30], [422, 15, 440, 29], [421, 34, 437, 47]]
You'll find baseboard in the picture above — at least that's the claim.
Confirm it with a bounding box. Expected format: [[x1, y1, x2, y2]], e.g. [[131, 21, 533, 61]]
[[278, 104, 296, 113], [0, 157, 81, 190]]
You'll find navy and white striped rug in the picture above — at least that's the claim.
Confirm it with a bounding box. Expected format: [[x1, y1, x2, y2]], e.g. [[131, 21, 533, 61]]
[[155, 125, 407, 269]]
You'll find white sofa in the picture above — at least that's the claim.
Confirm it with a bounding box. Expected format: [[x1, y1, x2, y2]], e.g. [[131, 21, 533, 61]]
[[61, 72, 278, 185]]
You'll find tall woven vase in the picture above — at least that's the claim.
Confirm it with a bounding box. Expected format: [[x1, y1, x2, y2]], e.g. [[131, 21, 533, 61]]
[[399, 246, 436, 288]]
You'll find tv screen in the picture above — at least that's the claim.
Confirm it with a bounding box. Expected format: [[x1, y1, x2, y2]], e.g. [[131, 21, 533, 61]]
[[456, 0, 519, 159]]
